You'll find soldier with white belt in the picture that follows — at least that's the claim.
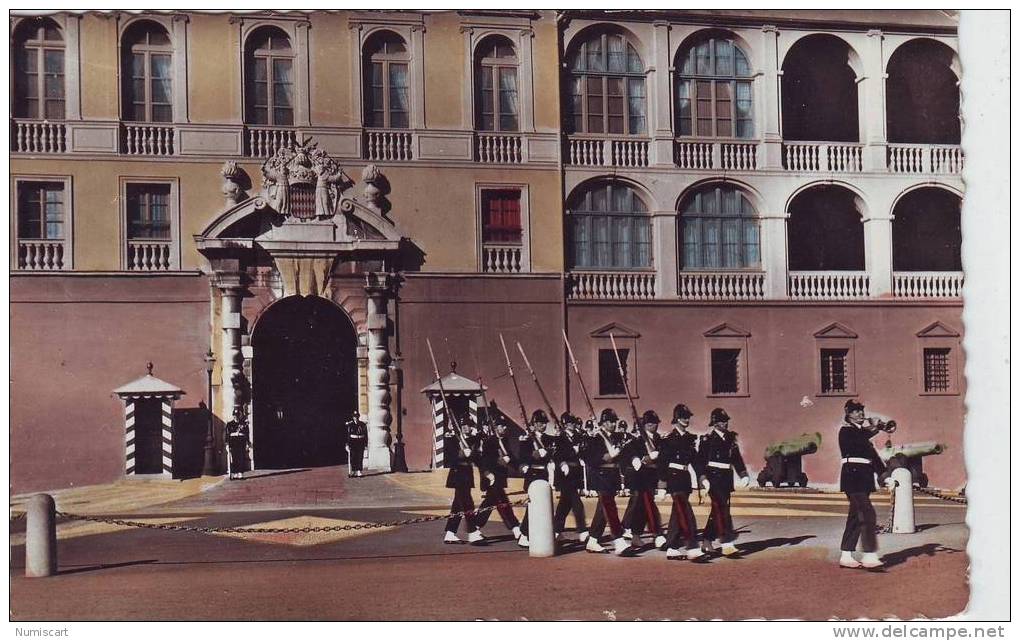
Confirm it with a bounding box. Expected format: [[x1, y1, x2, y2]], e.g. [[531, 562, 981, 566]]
[[697, 408, 750, 557], [838, 399, 889, 569]]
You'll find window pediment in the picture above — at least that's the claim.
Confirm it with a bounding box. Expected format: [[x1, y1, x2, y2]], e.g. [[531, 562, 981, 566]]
[[916, 321, 960, 338], [703, 322, 750, 338], [590, 322, 640, 339], [814, 322, 858, 339]]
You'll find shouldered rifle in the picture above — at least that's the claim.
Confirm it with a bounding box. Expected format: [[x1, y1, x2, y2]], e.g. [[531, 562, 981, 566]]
[[562, 329, 598, 425], [609, 332, 640, 426], [499, 334, 531, 434], [516, 341, 564, 433], [426, 338, 471, 454]]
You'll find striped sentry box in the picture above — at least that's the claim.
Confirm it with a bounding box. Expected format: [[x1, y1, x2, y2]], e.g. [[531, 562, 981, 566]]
[[125, 400, 137, 475], [431, 396, 445, 469], [160, 398, 174, 475]]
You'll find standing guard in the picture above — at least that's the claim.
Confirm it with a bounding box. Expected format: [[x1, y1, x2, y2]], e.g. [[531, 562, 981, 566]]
[[659, 404, 706, 561], [838, 399, 889, 569], [345, 410, 368, 478], [225, 406, 249, 480], [443, 418, 486, 545], [517, 409, 552, 548], [621, 410, 666, 550], [698, 408, 751, 557], [582, 408, 629, 555], [475, 418, 522, 540], [553, 413, 588, 540]]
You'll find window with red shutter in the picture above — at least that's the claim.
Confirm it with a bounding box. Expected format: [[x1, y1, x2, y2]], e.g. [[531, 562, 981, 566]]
[[481, 189, 522, 245]]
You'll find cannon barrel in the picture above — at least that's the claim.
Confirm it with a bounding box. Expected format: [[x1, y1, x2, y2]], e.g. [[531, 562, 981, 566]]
[[878, 440, 947, 462], [763, 432, 823, 459]]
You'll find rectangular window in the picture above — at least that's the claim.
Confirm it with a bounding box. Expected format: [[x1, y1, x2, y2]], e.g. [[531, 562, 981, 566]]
[[481, 189, 522, 244], [126, 184, 171, 240], [923, 348, 952, 393], [710, 348, 740, 394], [598, 348, 629, 396], [17, 181, 65, 240], [820, 348, 850, 394]]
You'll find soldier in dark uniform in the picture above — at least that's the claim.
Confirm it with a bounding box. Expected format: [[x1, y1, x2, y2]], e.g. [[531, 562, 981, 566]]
[[475, 418, 521, 540], [345, 410, 368, 478], [517, 409, 552, 548], [621, 410, 666, 550], [659, 404, 706, 561], [838, 399, 889, 569], [443, 418, 486, 545], [581, 408, 629, 555], [698, 408, 750, 556], [225, 406, 249, 480], [553, 413, 587, 540]]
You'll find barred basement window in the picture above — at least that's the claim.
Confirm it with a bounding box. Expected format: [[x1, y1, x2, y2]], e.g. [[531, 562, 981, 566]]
[[923, 348, 952, 393], [710, 348, 740, 394], [598, 347, 629, 396], [820, 348, 849, 394]]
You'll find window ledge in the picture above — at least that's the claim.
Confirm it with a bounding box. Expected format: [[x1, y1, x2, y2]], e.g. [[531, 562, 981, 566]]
[[707, 392, 750, 398]]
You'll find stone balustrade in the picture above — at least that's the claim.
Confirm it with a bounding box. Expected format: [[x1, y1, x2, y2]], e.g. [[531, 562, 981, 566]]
[[247, 126, 300, 158], [887, 144, 963, 174], [476, 133, 523, 164], [567, 270, 656, 300], [678, 271, 766, 300], [481, 244, 524, 273], [17, 240, 66, 271], [567, 136, 649, 168], [364, 129, 413, 161], [11, 119, 67, 154], [126, 240, 173, 271], [122, 123, 176, 156], [788, 271, 870, 300], [782, 142, 863, 172], [893, 271, 964, 298]]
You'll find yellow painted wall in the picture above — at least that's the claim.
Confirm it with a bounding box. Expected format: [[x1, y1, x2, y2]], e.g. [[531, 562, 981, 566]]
[[80, 16, 120, 120], [309, 13, 354, 126], [188, 14, 241, 124], [423, 13, 466, 129], [532, 18, 562, 132]]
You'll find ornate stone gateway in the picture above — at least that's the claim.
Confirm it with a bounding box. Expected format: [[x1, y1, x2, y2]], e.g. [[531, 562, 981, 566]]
[[195, 140, 415, 472]]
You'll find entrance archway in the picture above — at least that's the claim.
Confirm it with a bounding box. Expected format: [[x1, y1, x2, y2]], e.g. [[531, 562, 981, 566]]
[[251, 295, 358, 469]]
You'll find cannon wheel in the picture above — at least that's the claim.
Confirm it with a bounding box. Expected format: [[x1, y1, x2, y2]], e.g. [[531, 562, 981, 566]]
[[797, 473, 808, 488], [757, 471, 768, 488], [919, 473, 929, 488]]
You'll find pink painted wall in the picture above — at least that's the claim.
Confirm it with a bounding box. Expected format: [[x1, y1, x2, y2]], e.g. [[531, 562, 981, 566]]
[[10, 275, 211, 494]]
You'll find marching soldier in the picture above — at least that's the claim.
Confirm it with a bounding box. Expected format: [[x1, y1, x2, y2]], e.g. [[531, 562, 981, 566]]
[[838, 399, 889, 569], [698, 408, 750, 557], [553, 413, 587, 539], [581, 408, 629, 555], [443, 418, 486, 545], [475, 418, 522, 540], [621, 410, 666, 550], [345, 410, 368, 478], [659, 404, 706, 561], [517, 409, 552, 548]]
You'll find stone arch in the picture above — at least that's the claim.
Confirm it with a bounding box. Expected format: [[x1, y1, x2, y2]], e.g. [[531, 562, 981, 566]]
[[886, 38, 961, 144], [564, 23, 649, 69], [787, 184, 867, 271], [891, 186, 962, 272], [781, 33, 862, 142]]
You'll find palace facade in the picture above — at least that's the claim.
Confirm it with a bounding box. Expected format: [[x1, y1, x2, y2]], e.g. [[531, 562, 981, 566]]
[[10, 10, 964, 493]]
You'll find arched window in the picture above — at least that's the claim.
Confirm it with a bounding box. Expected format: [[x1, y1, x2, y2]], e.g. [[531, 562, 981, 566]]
[[680, 186, 759, 270], [892, 188, 961, 271], [886, 40, 960, 145], [364, 31, 409, 129], [782, 35, 859, 142], [568, 182, 651, 269], [567, 30, 646, 135], [676, 34, 753, 138], [475, 36, 519, 132], [245, 27, 294, 126], [122, 21, 173, 123], [13, 18, 65, 120]]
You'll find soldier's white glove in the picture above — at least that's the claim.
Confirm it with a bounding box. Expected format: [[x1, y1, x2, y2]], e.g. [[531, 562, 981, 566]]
[[500, 456, 511, 465], [884, 476, 897, 489], [649, 451, 659, 460], [462, 448, 472, 458], [608, 447, 620, 459], [632, 457, 642, 471], [560, 463, 570, 476], [486, 473, 496, 484], [700, 476, 711, 491], [738, 475, 751, 489], [538, 448, 548, 458], [520, 465, 529, 474]]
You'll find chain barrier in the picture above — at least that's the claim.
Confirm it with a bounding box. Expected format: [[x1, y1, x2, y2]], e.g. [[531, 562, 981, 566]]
[[878, 481, 896, 534], [52, 497, 530, 536], [915, 485, 968, 505]]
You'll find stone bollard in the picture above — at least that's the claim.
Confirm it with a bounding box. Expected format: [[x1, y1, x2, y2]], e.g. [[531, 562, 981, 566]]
[[26, 494, 57, 577], [527, 480, 555, 558], [891, 467, 916, 534]]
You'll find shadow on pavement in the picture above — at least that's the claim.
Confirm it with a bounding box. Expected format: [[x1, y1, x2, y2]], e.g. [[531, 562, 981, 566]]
[[241, 469, 311, 480], [882, 543, 962, 568], [736, 535, 817, 558], [57, 559, 159, 576]]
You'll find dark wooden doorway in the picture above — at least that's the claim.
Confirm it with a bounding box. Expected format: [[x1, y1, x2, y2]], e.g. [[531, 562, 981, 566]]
[[251, 295, 358, 469], [133, 398, 164, 474]]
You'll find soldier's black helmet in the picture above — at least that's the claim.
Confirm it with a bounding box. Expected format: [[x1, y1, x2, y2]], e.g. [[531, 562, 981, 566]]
[[672, 404, 693, 421], [710, 408, 730, 424], [844, 399, 865, 414], [560, 412, 579, 427], [600, 408, 619, 424], [641, 410, 660, 426], [531, 409, 549, 425]]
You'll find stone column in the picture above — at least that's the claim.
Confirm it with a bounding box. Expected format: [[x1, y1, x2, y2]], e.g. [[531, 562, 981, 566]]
[[861, 30, 888, 172], [653, 212, 677, 298], [760, 212, 790, 299], [214, 273, 246, 423], [759, 25, 783, 170], [364, 273, 393, 471], [863, 214, 894, 297], [650, 21, 675, 167]]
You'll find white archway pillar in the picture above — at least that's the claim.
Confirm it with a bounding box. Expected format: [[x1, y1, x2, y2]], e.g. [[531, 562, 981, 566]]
[[759, 25, 784, 170], [863, 213, 894, 297], [364, 272, 394, 471], [861, 30, 888, 171], [760, 212, 790, 299], [214, 272, 247, 422]]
